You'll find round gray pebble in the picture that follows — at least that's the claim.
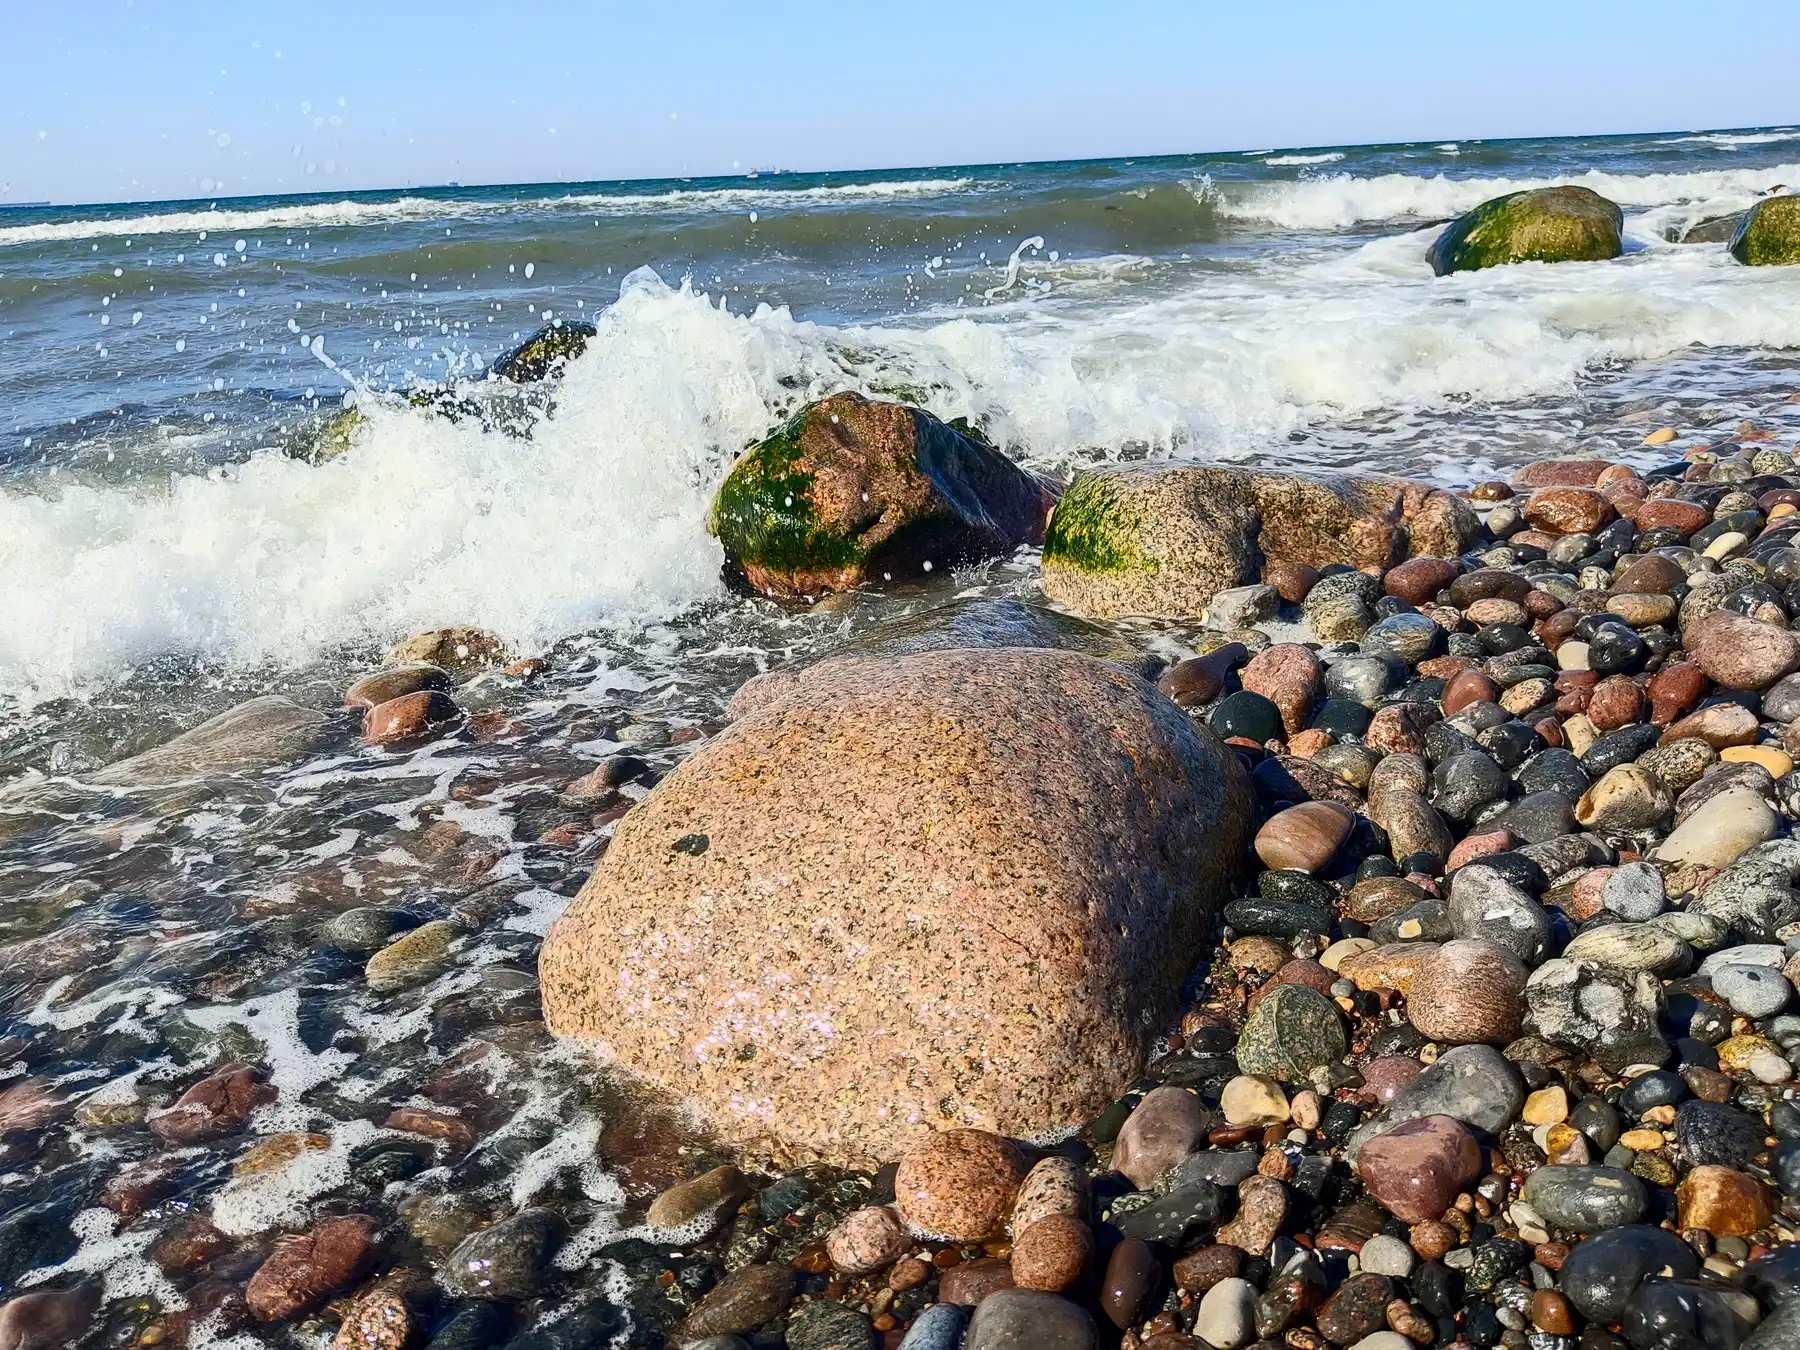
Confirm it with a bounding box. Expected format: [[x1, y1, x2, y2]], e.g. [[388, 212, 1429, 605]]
[[1712, 963, 1793, 1020], [1358, 1234, 1416, 1278]]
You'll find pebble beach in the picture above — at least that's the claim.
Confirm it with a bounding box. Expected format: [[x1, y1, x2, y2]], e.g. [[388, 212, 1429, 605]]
[[5, 136, 1800, 1350]]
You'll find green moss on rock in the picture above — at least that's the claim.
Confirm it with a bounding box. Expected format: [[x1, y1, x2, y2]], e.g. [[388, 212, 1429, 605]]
[[1730, 194, 1800, 266], [707, 410, 865, 578], [1041, 472, 1152, 575], [283, 404, 366, 463], [490, 319, 597, 382], [1428, 186, 1623, 276]]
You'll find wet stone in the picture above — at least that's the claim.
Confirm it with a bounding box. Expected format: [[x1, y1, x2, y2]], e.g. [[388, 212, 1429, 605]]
[[1520, 1165, 1648, 1233], [1316, 1272, 1394, 1346], [1557, 1225, 1700, 1324], [786, 1299, 878, 1350], [1234, 984, 1347, 1084], [962, 1288, 1096, 1350], [442, 1209, 562, 1300]]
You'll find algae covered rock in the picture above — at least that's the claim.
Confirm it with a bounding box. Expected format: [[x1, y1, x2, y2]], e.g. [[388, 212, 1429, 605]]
[[539, 645, 1252, 1165], [489, 319, 597, 382], [1039, 463, 1479, 620], [284, 401, 367, 464], [1427, 186, 1623, 276], [1730, 194, 1800, 266], [707, 392, 1057, 598]]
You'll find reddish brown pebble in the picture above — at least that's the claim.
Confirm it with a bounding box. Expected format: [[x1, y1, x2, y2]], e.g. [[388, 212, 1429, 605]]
[[1586, 676, 1645, 731], [1103, 1238, 1161, 1328], [1635, 498, 1710, 534], [149, 1063, 277, 1144], [363, 691, 461, 746], [1357, 1116, 1482, 1223], [1409, 1220, 1457, 1262], [1531, 1289, 1574, 1335], [1471, 480, 1513, 500], [1523, 589, 1564, 620], [1524, 487, 1614, 534], [936, 1256, 1014, 1306], [1009, 1214, 1092, 1291], [1263, 560, 1321, 603], [1441, 669, 1499, 716], [245, 1215, 378, 1321], [1446, 829, 1513, 871], [1516, 459, 1611, 488], [889, 1257, 930, 1291], [1407, 939, 1526, 1046], [1614, 552, 1686, 594], [1242, 644, 1325, 736], [1385, 557, 1460, 606], [1156, 643, 1248, 709], [1287, 728, 1333, 757], [894, 1130, 1026, 1241], [1254, 801, 1354, 874]]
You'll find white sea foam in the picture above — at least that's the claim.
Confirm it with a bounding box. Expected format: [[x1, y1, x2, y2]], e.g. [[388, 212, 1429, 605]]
[[1657, 130, 1800, 149], [0, 178, 979, 247], [4, 248, 1800, 701], [1213, 162, 1800, 230], [1262, 152, 1347, 166]]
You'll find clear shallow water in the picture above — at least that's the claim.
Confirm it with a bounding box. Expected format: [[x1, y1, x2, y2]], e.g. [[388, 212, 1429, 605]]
[[3, 127, 1800, 1347]]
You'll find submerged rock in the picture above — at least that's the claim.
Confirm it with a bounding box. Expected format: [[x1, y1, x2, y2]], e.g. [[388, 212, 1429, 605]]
[[1040, 463, 1478, 619], [1427, 186, 1623, 275], [539, 646, 1252, 1165], [708, 392, 1055, 598], [489, 318, 596, 381], [1730, 193, 1800, 266], [90, 696, 332, 786]]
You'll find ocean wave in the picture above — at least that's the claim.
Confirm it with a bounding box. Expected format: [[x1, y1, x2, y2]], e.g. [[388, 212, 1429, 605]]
[[0, 179, 981, 248], [1262, 153, 1347, 166], [1213, 162, 1800, 231], [6, 249, 1800, 699], [1656, 130, 1800, 149]]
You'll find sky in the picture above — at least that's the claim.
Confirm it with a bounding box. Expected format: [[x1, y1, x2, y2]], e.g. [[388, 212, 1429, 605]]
[[5, 2, 1800, 205]]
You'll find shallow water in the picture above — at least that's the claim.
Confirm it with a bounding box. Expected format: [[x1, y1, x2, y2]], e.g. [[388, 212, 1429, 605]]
[[2, 127, 1800, 1346]]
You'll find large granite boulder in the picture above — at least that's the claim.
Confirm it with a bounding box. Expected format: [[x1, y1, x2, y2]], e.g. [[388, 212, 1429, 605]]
[[1427, 186, 1623, 276], [539, 646, 1252, 1166], [1039, 464, 1479, 620], [708, 393, 1057, 598], [1730, 194, 1800, 266], [724, 596, 1151, 721]]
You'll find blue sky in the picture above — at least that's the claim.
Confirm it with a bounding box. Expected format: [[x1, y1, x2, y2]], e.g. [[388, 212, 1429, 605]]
[[6, 2, 1799, 204]]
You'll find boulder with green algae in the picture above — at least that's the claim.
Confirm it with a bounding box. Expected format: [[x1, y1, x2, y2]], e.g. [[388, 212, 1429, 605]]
[[707, 391, 1057, 598], [1730, 194, 1800, 266], [1040, 463, 1480, 621], [489, 319, 597, 382], [283, 403, 367, 463], [1427, 186, 1623, 276]]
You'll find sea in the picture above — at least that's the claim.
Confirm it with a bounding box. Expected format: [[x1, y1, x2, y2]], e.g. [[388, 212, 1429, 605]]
[[1, 128, 1799, 1345]]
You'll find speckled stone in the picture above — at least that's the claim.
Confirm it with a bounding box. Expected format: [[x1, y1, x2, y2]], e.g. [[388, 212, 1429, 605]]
[[1241, 644, 1324, 736], [1012, 1156, 1086, 1234], [1010, 1214, 1093, 1291], [646, 1165, 750, 1238], [1408, 939, 1528, 1046], [539, 648, 1253, 1165], [826, 1205, 912, 1274], [894, 1130, 1027, 1241], [364, 920, 460, 993], [1235, 983, 1348, 1083], [962, 1287, 1097, 1350]]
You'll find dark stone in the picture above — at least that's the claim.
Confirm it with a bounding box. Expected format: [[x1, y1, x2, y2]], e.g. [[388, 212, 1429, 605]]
[[1101, 1239, 1159, 1330], [1579, 724, 1662, 777], [1111, 1182, 1224, 1246], [1674, 1100, 1762, 1169], [1311, 699, 1373, 738], [1478, 721, 1546, 771], [1454, 851, 1548, 894], [1464, 1237, 1531, 1294], [1431, 751, 1512, 823], [490, 319, 596, 382], [1315, 1273, 1392, 1344], [963, 1288, 1096, 1350], [1620, 1278, 1754, 1350], [1222, 898, 1334, 942], [1258, 870, 1338, 908], [1413, 1261, 1462, 1320], [1569, 1096, 1622, 1152], [442, 1210, 563, 1300], [1558, 1226, 1700, 1324], [1212, 691, 1286, 745], [1516, 749, 1591, 801], [1619, 1070, 1687, 1117], [1488, 790, 1579, 844]]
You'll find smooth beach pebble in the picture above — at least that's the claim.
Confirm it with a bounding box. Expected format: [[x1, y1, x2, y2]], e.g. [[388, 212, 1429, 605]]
[[893, 1130, 1026, 1241], [1253, 800, 1354, 873]]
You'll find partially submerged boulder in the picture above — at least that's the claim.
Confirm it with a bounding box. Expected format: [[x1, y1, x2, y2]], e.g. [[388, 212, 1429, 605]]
[[1680, 212, 1745, 245], [1039, 464, 1479, 620], [708, 393, 1057, 598], [539, 646, 1252, 1166], [90, 697, 333, 787], [489, 319, 597, 382], [1730, 194, 1800, 266], [1427, 186, 1623, 276]]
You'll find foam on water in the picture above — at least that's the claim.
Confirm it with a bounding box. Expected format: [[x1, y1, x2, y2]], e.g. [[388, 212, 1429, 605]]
[[0, 178, 980, 248], [1213, 161, 1800, 230], [6, 230, 1800, 700]]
